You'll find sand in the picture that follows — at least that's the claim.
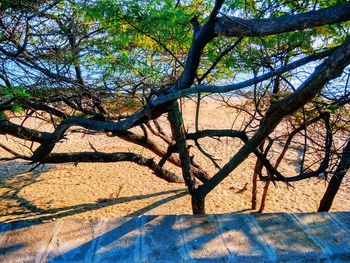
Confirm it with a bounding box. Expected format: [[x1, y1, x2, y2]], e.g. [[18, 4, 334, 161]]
[[0, 98, 349, 222]]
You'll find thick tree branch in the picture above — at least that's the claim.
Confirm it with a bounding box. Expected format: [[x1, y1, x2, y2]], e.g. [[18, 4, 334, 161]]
[[187, 129, 248, 141], [30, 102, 171, 163], [168, 101, 197, 193], [175, 0, 225, 90], [215, 3, 350, 37], [42, 151, 184, 183], [0, 119, 50, 143]]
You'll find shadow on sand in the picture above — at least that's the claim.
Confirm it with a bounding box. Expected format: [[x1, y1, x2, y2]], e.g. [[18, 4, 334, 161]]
[[0, 160, 190, 224]]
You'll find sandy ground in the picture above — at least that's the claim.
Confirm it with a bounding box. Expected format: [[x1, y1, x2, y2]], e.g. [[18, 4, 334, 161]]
[[0, 98, 349, 222]]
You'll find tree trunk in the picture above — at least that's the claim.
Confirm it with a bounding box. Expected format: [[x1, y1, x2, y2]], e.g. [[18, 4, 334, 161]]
[[168, 101, 201, 214], [258, 181, 270, 213], [168, 101, 196, 190], [318, 139, 350, 212], [251, 163, 258, 210], [252, 143, 264, 210], [191, 191, 206, 214]]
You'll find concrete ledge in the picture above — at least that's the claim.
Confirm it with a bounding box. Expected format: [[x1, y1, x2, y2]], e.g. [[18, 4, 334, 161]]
[[0, 212, 349, 262]]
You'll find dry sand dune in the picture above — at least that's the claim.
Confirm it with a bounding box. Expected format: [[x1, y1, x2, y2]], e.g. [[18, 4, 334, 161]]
[[0, 98, 349, 222]]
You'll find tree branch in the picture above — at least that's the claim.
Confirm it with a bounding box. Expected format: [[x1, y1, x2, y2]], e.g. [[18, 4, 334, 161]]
[[0, 119, 50, 143], [42, 151, 184, 183], [196, 36, 350, 198], [215, 3, 350, 37]]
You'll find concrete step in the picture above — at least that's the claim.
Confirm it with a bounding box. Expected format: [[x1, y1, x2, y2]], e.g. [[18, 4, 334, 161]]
[[0, 212, 349, 262]]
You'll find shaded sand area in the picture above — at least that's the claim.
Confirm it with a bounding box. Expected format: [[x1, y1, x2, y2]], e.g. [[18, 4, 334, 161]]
[[0, 98, 349, 222]]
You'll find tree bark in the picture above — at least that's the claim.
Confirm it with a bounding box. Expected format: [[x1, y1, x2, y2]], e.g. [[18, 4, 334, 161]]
[[168, 101, 197, 193], [258, 181, 270, 213], [215, 3, 350, 37], [252, 143, 264, 210], [168, 101, 210, 214], [191, 190, 206, 214], [43, 151, 184, 183]]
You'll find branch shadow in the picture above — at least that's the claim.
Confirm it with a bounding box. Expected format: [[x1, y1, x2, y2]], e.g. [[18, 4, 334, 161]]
[[0, 160, 189, 225], [0, 189, 188, 225], [45, 212, 329, 262], [1, 207, 343, 262], [0, 161, 54, 216]]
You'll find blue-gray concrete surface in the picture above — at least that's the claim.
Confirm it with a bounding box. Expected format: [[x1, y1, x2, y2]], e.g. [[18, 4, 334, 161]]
[[0, 212, 349, 262]]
